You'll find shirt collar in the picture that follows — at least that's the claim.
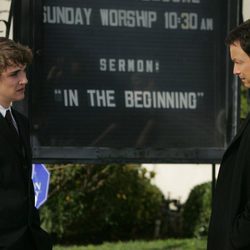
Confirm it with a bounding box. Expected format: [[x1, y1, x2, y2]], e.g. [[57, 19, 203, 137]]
[[0, 104, 12, 118]]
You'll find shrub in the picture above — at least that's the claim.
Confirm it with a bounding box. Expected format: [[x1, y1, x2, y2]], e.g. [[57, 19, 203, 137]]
[[40, 164, 164, 244], [182, 182, 212, 238]]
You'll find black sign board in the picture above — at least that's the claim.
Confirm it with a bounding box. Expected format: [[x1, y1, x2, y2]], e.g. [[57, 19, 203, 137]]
[[14, 0, 239, 163]]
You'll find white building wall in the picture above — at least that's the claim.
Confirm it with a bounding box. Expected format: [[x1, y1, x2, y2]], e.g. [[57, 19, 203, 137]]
[[0, 0, 11, 37], [143, 164, 219, 203], [243, 0, 250, 20]]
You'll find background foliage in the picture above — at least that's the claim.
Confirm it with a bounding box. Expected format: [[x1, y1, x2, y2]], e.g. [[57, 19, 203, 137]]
[[182, 182, 211, 238], [40, 164, 164, 244], [241, 86, 249, 118]]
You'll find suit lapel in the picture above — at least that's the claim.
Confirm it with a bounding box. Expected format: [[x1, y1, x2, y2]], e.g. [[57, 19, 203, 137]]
[[12, 109, 30, 161], [0, 114, 22, 156], [230, 114, 250, 145], [222, 114, 250, 162]]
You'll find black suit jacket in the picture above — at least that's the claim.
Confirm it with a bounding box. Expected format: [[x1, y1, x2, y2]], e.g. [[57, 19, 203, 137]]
[[207, 114, 250, 250], [0, 109, 52, 250]]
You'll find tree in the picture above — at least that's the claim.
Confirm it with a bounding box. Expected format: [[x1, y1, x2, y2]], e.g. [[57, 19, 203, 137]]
[[40, 163, 164, 244]]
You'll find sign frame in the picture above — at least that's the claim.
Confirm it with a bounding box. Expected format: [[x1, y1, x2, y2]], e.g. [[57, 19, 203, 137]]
[[13, 0, 241, 164]]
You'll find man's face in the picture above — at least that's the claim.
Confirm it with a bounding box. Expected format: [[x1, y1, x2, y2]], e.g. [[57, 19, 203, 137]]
[[0, 64, 28, 108], [230, 40, 250, 88]]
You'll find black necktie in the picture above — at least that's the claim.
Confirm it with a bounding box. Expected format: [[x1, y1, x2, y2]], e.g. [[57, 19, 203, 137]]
[[5, 110, 26, 160], [5, 110, 19, 136]]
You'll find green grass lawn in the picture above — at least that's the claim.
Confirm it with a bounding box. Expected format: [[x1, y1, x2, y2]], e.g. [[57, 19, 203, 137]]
[[54, 238, 207, 250]]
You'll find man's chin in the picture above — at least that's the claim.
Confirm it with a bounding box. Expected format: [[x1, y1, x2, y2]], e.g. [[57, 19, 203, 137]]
[[242, 81, 250, 88], [15, 95, 25, 102]]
